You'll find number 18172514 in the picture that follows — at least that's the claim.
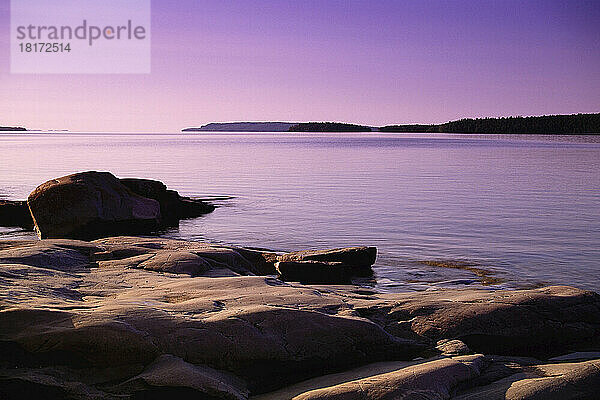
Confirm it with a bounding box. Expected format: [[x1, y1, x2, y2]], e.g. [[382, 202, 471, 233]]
[[19, 43, 72, 53]]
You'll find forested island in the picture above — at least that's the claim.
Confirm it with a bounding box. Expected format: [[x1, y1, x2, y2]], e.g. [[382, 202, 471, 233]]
[[288, 122, 373, 132], [0, 126, 26, 131], [184, 113, 599, 134], [381, 113, 600, 134], [183, 122, 295, 132], [379, 124, 437, 133]]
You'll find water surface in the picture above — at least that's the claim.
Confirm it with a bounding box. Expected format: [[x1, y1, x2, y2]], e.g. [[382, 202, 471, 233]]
[[1, 132, 599, 292]]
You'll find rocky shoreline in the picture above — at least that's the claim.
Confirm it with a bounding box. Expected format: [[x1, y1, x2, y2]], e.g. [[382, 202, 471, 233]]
[[1, 236, 599, 399], [1, 173, 599, 398]]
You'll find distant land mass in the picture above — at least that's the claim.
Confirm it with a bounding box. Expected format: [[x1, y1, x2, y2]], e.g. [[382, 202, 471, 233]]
[[183, 122, 295, 132], [378, 124, 437, 133], [0, 126, 26, 131], [380, 113, 600, 134], [289, 122, 373, 132], [185, 113, 599, 134]]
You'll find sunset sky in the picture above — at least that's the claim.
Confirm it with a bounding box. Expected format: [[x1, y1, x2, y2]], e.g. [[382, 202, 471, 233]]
[[1, 0, 599, 132]]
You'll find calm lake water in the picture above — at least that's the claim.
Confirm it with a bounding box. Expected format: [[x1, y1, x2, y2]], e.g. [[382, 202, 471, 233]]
[[1, 132, 599, 292]]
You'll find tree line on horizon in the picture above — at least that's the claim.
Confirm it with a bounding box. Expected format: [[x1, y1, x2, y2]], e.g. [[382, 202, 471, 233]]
[[380, 113, 600, 134], [0, 126, 27, 131], [7, 112, 600, 134], [289, 122, 372, 132]]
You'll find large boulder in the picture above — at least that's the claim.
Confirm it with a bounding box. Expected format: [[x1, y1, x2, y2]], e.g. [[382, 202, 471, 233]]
[[27, 172, 161, 239], [1, 174, 217, 236]]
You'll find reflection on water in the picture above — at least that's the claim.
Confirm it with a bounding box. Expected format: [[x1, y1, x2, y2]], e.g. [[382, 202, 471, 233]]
[[1, 132, 599, 292]]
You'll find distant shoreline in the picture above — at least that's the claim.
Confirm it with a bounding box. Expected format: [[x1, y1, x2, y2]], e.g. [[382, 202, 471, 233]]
[[183, 122, 295, 132], [183, 112, 600, 134]]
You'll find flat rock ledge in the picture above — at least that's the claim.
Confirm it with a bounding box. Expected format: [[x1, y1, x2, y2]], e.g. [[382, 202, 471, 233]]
[[1, 237, 599, 399]]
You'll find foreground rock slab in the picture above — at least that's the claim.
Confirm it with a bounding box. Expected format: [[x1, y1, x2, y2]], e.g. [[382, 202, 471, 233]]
[[0, 237, 599, 399], [292, 355, 486, 400], [453, 358, 600, 400], [258, 356, 600, 400], [373, 285, 600, 356]]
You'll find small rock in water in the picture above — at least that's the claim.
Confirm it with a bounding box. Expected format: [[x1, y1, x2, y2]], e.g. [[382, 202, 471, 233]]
[[280, 246, 376, 272], [277, 246, 377, 282], [275, 260, 352, 284]]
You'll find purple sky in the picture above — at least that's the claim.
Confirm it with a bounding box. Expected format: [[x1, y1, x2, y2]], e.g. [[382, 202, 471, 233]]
[[1, 0, 599, 132]]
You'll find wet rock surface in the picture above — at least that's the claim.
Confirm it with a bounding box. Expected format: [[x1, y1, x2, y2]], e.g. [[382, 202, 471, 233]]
[[0, 236, 599, 399]]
